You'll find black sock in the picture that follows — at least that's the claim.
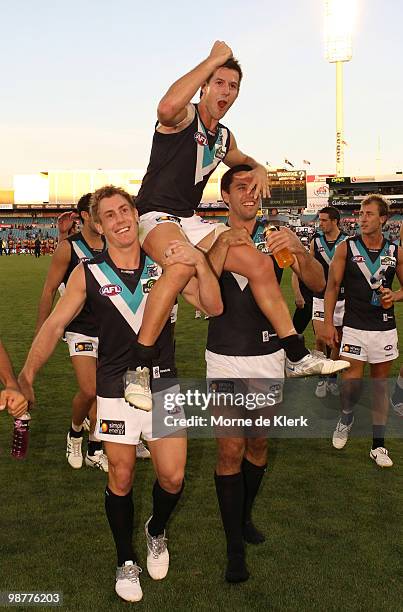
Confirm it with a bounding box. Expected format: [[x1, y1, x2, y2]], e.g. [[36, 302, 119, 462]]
[[129, 341, 160, 370], [105, 487, 135, 566], [69, 427, 82, 438], [147, 479, 184, 537], [280, 334, 309, 362], [242, 458, 266, 544], [372, 425, 385, 450], [87, 440, 102, 455], [214, 472, 249, 583], [214, 472, 244, 556], [340, 411, 354, 426]]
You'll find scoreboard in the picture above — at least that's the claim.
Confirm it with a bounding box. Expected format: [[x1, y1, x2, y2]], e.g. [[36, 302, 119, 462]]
[[263, 170, 307, 209]]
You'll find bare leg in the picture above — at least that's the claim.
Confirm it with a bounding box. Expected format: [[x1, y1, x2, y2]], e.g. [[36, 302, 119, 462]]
[[70, 355, 96, 427]]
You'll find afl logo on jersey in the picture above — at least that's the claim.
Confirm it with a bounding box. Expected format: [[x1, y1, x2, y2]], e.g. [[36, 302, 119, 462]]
[[99, 284, 122, 297], [352, 256, 365, 263], [194, 131, 208, 146]]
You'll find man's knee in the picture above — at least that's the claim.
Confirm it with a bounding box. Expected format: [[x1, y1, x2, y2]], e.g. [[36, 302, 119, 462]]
[[157, 469, 185, 494], [217, 439, 245, 473], [246, 438, 267, 464], [108, 462, 134, 495]]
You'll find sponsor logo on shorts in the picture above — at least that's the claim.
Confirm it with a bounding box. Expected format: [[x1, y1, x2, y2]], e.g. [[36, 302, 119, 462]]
[[194, 131, 208, 146], [99, 419, 125, 435], [314, 310, 324, 319], [153, 366, 160, 379], [99, 284, 122, 297], [209, 380, 235, 394], [155, 215, 181, 225], [380, 255, 396, 267], [352, 256, 365, 263], [342, 343, 361, 355], [142, 278, 157, 294], [75, 342, 93, 352], [384, 345, 393, 351]]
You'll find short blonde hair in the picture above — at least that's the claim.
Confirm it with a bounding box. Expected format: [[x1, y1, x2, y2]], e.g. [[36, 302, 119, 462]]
[[90, 185, 135, 223]]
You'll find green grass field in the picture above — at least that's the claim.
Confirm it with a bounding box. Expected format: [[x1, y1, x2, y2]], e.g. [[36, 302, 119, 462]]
[[0, 255, 402, 612]]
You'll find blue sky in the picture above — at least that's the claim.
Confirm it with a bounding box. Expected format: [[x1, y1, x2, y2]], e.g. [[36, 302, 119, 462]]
[[0, 0, 402, 188]]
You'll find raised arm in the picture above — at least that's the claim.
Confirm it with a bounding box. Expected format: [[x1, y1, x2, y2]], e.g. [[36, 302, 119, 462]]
[[157, 41, 233, 127]]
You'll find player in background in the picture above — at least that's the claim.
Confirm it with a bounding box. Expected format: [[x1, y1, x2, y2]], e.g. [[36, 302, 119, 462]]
[[323, 195, 403, 467], [310, 207, 348, 398], [35, 194, 108, 471]]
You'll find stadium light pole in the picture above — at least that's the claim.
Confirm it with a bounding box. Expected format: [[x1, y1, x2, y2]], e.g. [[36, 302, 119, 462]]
[[324, 0, 355, 177]]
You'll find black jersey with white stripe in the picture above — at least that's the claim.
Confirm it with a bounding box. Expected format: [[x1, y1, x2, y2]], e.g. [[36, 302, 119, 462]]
[[343, 236, 398, 331], [312, 231, 347, 299], [206, 222, 283, 357], [135, 104, 230, 218], [83, 250, 175, 398], [64, 232, 106, 336]]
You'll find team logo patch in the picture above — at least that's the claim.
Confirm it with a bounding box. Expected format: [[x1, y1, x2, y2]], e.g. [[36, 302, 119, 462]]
[[209, 380, 235, 394], [256, 242, 269, 254], [342, 344, 361, 355], [142, 278, 157, 294], [155, 215, 181, 225], [380, 255, 396, 267], [215, 146, 227, 160], [99, 419, 125, 435], [194, 131, 208, 146], [75, 342, 93, 352], [99, 284, 122, 297], [147, 263, 159, 277], [384, 345, 393, 351], [352, 256, 365, 263]]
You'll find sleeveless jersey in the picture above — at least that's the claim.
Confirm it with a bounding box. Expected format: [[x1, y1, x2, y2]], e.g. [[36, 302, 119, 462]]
[[83, 250, 176, 398], [312, 231, 347, 299], [135, 104, 230, 218], [343, 236, 398, 331], [64, 232, 106, 336], [207, 222, 283, 356]]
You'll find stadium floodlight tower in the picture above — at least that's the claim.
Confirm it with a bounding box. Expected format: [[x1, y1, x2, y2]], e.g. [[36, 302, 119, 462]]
[[324, 0, 356, 177]]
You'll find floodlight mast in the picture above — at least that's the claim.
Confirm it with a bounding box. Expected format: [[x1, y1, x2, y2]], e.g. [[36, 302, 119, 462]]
[[324, 0, 355, 177]]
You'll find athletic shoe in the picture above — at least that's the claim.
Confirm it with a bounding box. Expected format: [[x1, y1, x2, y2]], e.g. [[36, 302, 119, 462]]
[[115, 561, 143, 602], [145, 517, 169, 580], [204, 314, 210, 320], [85, 450, 109, 472], [315, 380, 327, 398], [286, 352, 350, 377], [370, 447, 393, 468], [82, 417, 90, 432], [136, 441, 151, 459], [66, 432, 83, 469], [332, 416, 354, 449], [194, 310, 201, 319], [123, 367, 152, 411], [327, 381, 340, 396], [390, 384, 403, 417]]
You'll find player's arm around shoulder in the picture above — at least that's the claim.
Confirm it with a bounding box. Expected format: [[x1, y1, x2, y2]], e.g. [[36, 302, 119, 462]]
[[19, 265, 87, 395]]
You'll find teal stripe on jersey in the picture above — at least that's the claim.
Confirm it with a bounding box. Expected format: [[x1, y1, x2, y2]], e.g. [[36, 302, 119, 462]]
[[97, 260, 144, 314], [75, 239, 94, 260], [355, 240, 390, 276]]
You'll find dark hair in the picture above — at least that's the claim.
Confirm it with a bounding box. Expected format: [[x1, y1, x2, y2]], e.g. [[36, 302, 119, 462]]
[[319, 206, 340, 224], [221, 164, 253, 196], [90, 185, 135, 223], [76, 193, 92, 222], [361, 194, 389, 218], [206, 57, 243, 84]]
